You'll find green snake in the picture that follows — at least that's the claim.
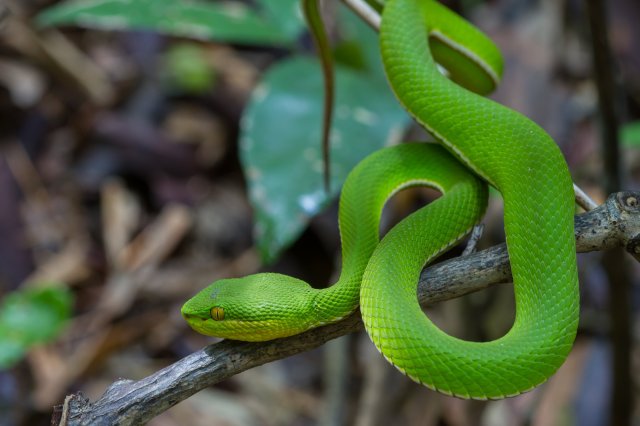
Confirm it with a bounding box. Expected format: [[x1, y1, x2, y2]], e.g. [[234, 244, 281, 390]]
[[182, 0, 579, 399]]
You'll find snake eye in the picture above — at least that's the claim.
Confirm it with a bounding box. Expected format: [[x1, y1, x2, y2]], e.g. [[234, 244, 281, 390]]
[[210, 306, 225, 321]]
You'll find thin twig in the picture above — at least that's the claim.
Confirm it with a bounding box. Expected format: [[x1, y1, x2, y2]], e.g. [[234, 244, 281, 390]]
[[462, 224, 485, 256], [342, 0, 380, 29], [53, 191, 640, 426], [574, 183, 598, 211]]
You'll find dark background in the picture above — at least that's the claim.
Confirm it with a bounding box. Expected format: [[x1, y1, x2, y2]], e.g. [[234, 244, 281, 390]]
[[1, 0, 639, 424]]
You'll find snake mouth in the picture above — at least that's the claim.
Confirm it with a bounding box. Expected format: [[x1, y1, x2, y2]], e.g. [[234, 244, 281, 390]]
[[182, 312, 268, 325], [183, 314, 312, 341], [181, 312, 203, 321]]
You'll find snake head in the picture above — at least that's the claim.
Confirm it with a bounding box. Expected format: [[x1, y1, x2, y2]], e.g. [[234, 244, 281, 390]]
[[181, 273, 317, 341]]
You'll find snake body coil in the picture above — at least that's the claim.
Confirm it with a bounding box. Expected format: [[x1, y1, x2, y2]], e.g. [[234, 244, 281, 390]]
[[182, 0, 579, 399]]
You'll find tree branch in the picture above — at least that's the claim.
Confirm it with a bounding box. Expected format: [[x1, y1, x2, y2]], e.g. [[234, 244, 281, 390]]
[[51, 191, 640, 425]]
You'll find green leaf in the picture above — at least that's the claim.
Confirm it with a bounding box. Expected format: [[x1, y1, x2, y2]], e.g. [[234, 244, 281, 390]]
[[333, 40, 368, 71], [164, 43, 216, 93], [621, 121, 640, 147], [0, 338, 27, 369], [240, 56, 409, 262], [240, 4, 411, 263], [239, 4, 410, 262], [0, 287, 73, 369], [259, 0, 305, 41], [36, 0, 303, 46]]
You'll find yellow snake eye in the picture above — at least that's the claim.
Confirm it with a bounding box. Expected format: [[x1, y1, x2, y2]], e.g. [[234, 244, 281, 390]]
[[210, 306, 225, 321]]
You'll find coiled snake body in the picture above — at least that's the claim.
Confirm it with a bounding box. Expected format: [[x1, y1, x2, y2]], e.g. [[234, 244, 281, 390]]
[[182, 0, 579, 399]]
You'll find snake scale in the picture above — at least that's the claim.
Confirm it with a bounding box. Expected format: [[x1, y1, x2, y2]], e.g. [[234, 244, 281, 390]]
[[182, 0, 579, 399]]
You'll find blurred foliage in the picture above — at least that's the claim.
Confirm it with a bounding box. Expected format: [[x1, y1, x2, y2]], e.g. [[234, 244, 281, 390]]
[[37, 0, 411, 263], [36, 0, 305, 46], [0, 287, 73, 369], [163, 43, 216, 93], [622, 121, 640, 147]]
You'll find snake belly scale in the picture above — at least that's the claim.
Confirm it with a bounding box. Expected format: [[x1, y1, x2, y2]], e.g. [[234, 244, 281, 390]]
[[182, 0, 580, 400]]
